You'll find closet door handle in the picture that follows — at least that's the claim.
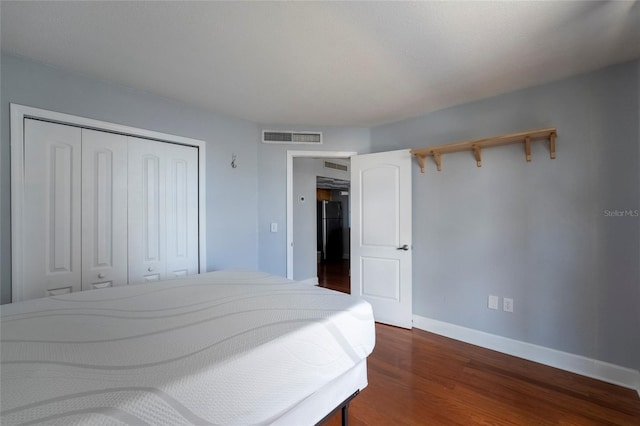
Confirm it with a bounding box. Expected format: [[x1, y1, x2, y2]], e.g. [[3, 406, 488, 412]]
[[148, 267, 154, 272], [397, 244, 409, 251], [98, 273, 105, 279]]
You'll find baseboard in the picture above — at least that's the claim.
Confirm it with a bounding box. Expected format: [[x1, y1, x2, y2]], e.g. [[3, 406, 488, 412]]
[[298, 277, 319, 286], [412, 315, 640, 395]]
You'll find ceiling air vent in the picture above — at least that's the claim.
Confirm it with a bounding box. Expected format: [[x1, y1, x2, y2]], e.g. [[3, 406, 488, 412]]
[[324, 161, 348, 172], [262, 130, 322, 144]]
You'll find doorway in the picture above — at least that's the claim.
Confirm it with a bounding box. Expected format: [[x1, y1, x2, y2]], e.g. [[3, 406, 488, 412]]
[[316, 176, 350, 294], [286, 150, 356, 292], [288, 149, 413, 327]]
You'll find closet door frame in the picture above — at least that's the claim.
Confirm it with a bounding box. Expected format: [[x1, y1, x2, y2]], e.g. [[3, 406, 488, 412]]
[[10, 104, 207, 302]]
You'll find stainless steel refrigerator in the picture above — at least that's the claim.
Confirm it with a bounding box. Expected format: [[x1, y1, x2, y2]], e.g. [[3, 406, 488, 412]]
[[317, 200, 343, 262]]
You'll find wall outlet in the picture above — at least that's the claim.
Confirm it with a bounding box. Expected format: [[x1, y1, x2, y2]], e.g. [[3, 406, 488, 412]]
[[488, 295, 499, 310], [503, 297, 514, 313], [270, 222, 278, 233]]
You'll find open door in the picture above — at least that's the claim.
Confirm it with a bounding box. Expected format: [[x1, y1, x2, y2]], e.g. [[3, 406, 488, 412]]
[[351, 150, 412, 328]]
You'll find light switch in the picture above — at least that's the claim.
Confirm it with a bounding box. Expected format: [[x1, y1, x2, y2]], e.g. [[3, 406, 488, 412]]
[[270, 223, 278, 233]]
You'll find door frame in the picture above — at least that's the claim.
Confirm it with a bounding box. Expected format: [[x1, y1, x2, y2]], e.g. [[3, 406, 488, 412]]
[[286, 150, 356, 280], [10, 104, 207, 302]]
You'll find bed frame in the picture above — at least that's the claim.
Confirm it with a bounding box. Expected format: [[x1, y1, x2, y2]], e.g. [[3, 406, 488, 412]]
[[315, 390, 360, 426], [270, 359, 368, 426]]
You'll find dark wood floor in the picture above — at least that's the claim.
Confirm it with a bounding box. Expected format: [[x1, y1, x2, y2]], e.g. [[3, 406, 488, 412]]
[[324, 324, 640, 425], [317, 260, 350, 293], [319, 267, 640, 425]]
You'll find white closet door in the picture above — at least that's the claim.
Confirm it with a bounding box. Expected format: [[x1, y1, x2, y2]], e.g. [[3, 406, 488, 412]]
[[128, 137, 167, 284], [165, 143, 199, 279], [23, 119, 82, 299], [81, 129, 128, 291]]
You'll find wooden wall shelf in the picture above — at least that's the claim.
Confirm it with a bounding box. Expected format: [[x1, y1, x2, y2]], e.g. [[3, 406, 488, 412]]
[[410, 128, 557, 173]]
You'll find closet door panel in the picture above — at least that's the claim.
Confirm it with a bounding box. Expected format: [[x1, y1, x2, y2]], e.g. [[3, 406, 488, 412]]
[[23, 119, 82, 300], [128, 137, 166, 283], [81, 129, 128, 291], [165, 144, 199, 278]]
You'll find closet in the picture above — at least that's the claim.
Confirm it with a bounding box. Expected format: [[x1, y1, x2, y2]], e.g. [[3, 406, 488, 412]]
[[21, 118, 199, 301]]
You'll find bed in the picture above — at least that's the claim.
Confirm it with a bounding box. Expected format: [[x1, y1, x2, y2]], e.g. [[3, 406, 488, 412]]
[[0, 270, 375, 425]]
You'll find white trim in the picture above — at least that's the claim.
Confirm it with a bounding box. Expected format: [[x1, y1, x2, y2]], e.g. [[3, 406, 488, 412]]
[[286, 150, 356, 279], [10, 104, 207, 302], [13, 105, 204, 146], [412, 315, 640, 394], [197, 146, 207, 275], [10, 106, 26, 302]]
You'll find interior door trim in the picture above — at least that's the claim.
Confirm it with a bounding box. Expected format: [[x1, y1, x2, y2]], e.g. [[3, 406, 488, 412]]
[[285, 150, 357, 280]]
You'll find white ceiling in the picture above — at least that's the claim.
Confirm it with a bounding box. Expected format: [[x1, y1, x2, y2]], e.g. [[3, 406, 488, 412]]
[[2, 1, 639, 127]]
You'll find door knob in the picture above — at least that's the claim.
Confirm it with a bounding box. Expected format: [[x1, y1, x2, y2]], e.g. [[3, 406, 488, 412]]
[[98, 273, 105, 279], [397, 244, 409, 251], [148, 267, 154, 272]]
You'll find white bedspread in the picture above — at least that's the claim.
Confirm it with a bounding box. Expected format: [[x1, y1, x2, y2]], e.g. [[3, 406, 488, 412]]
[[0, 271, 375, 425]]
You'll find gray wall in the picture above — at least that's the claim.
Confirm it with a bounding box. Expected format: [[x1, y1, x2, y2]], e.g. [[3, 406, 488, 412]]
[[371, 60, 640, 371], [0, 54, 260, 304], [292, 158, 317, 281], [257, 127, 370, 277]]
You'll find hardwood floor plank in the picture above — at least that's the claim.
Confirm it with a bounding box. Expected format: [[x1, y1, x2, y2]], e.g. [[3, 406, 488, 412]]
[[456, 366, 632, 425], [322, 324, 640, 426], [317, 260, 350, 293], [315, 262, 639, 425]]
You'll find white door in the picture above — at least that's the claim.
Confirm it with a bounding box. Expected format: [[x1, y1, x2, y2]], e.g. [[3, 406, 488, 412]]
[[81, 129, 128, 291], [128, 137, 167, 283], [350, 149, 412, 328], [23, 119, 82, 299], [165, 143, 199, 279], [128, 138, 199, 284]]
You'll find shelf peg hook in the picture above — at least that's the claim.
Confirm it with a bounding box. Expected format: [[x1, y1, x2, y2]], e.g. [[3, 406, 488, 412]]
[[432, 151, 442, 172], [416, 154, 426, 173], [472, 144, 482, 167]]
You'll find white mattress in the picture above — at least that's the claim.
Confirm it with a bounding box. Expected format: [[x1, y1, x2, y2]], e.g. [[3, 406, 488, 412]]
[[0, 270, 375, 425]]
